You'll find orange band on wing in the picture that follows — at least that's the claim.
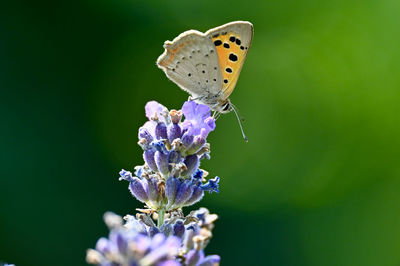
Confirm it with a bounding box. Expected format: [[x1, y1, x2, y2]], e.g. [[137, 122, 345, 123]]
[[211, 33, 249, 100]]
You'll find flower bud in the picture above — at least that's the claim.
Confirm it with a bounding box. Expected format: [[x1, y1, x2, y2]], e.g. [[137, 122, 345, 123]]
[[165, 177, 179, 209], [148, 226, 160, 237], [145, 177, 159, 204], [155, 151, 169, 176], [167, 123, 182, 143], [138, 127, 154, 143], [129, 178, 149, 203], [181, 131, 194, 147], [143, 149, 158, 172], [169, 109, 182, 124], [155, 122, 168, 140], [186, 250, 202, 266], [172, 220, 185, 238], [168, 150, 181, 164], [182, 155, 199, 177], [186, 135, 206, 155], [174, 181, 194, 207], [184, 186, 204, 206], [95, 237, 110, 254]]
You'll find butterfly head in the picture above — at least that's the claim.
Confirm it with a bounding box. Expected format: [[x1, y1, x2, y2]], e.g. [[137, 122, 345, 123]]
[[216, 100, 233, 114], [215, 100, 248, 142]]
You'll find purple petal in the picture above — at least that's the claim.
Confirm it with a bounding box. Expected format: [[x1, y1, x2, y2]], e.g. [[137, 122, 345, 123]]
[[196, 104, 211, 117], [135, 234, 152, 254], [181, 101, 215, 137], [198, 255, 221, 266], [142, 121, 157, 139], [145, 101, 166, 120], [186, 250, 202, 266], [95, 237, 110, 253], [157, 260, 181, 266], [200, 176, 220, 193], [150, 233, 166, 249], [204, 117, 216, 132], [181, 101, 197, 118], [139, 127, 154, 143], [119, 169, 134, 182]]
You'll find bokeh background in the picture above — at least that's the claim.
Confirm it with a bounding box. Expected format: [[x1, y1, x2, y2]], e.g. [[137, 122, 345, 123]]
[[2, 0, 400, 265]]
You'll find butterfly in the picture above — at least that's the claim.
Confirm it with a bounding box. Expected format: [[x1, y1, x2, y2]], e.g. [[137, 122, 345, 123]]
[[157, 21, 253, 140]]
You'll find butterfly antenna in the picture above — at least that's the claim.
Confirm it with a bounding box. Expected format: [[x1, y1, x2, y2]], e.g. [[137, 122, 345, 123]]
[[231, 104, 248, 142], [231, 102, 246, 123]]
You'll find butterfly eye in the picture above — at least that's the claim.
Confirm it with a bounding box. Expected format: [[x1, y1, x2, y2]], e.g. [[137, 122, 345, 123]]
[[222, 102, 230, 111]]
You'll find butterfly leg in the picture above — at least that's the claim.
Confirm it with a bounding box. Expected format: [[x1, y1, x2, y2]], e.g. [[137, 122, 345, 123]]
[[189, 96, 204, 101], [212, 111, 221, 120]]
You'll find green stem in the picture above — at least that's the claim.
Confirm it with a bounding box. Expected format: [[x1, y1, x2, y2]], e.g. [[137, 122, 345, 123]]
[[157, 209, 165, 228]]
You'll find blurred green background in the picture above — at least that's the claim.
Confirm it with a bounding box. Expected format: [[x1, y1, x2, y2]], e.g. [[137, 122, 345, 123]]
[[1, 0, 400, 265]]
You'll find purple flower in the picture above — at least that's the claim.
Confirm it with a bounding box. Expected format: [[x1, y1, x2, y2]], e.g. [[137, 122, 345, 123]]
[[121, 169, 210, 211], [119, 169, 162, 210], [136, 101, 216, 180], [182, 101, 216, 138], [145, 101, 168, 122], [200, 177, 220, 193], [86, 213, 181, 266], [97, 100, 223, 266], [186, 250, 221, 266]]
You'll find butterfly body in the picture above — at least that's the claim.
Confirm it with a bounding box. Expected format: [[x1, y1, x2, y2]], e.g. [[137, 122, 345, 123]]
[[157, 21, 253, 114]]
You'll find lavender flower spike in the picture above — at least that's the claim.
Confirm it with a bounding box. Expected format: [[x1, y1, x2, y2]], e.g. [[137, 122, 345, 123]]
[[89, 99, 223, 265], [138, 100, 216, 179]]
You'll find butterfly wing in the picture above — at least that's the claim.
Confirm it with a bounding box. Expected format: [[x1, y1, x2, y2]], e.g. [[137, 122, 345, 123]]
[[205, 21, 253, 101], [157, 30, 223, 102]]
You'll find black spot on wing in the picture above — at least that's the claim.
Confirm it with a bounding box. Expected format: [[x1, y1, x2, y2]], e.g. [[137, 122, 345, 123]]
[[214, 40, 222, 46], [229, 53, 238, 62]]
